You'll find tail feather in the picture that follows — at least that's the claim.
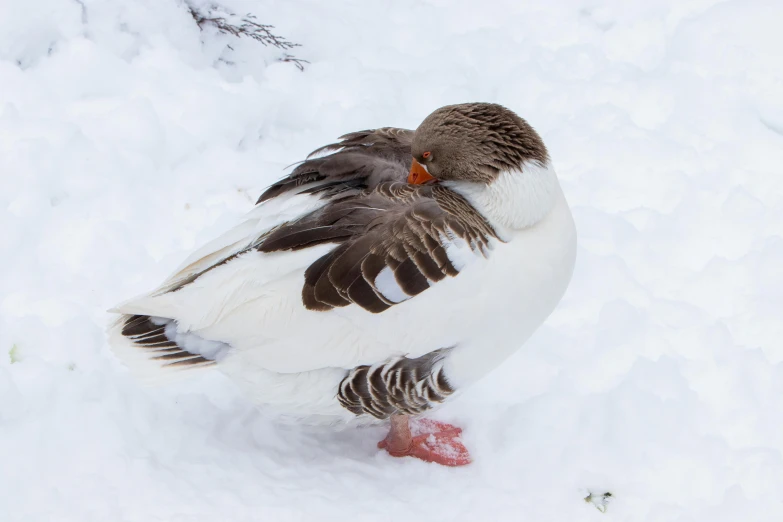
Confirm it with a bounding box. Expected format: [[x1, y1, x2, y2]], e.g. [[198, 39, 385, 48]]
[[108, 314, 218, 386]]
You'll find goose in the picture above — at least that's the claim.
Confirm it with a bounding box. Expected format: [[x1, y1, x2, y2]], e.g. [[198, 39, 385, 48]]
[[109, 102, 577, 466]]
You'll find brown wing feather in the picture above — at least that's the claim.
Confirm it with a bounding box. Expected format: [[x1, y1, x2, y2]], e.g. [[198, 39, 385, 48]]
[[258, 182, 498, 313], [257, 127, 414, 203]]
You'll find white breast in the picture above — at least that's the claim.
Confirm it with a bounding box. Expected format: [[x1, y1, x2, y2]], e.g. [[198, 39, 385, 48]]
[[434, 161, 576, 385], [442, 180, 576, 386], [445, 160, 560, 232]]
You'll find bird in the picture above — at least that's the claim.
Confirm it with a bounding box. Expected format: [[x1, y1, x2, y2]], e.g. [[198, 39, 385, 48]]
[[108, 102, 577, 466]]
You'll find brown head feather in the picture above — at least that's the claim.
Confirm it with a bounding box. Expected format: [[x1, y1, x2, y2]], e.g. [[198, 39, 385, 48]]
[[412, 102, 548, 183]]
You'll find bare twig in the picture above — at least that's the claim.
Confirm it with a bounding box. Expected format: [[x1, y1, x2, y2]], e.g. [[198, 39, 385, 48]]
[[279, 53, 308, 72], [188, 5, 308, 71]]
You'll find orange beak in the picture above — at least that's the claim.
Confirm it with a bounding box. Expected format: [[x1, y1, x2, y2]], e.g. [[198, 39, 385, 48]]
[[408, 158, 436, 185]]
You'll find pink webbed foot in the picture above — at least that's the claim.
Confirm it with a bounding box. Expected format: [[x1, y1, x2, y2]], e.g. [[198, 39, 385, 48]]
[[378, 418, 471, 467]]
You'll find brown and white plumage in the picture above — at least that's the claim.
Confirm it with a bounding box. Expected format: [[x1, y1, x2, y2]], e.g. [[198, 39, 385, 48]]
[[108, 103, 577, 433], [261, 182, 497, 314], [337, 348, 454, 418]]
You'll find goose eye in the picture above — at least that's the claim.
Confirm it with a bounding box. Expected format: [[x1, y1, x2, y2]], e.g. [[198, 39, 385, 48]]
[[422, 151, 432, 159]]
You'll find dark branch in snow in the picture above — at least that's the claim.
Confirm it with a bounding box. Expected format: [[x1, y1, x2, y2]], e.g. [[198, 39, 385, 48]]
[[278, 53, 309, 72], [188, 5, 308, 71]]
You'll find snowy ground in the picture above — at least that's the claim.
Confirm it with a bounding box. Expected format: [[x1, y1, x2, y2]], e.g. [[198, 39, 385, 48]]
[[2, 0, 783, 520]]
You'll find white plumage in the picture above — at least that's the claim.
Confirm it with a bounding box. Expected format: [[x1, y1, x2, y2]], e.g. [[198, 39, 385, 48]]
[[109, 159, 576, 424]]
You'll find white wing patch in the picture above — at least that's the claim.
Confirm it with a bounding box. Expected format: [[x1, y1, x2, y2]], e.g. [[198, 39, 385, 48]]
[[374, 266, 411, 303], [440, 233, 476, 271]]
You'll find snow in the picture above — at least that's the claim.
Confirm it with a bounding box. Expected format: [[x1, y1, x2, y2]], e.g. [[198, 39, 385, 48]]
[[2, 0, 782, 520]]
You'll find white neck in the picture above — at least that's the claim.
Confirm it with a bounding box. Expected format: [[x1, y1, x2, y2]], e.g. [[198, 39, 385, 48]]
[[445, 160, 559, 232]]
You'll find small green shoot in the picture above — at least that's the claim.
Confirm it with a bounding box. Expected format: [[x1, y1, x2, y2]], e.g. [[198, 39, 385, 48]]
[[9, 344, 20, 364], [584, 491, 612, 513]]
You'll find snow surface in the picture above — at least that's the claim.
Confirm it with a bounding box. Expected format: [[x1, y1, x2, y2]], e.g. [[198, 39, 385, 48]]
[[2, 0, 783, 520]]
